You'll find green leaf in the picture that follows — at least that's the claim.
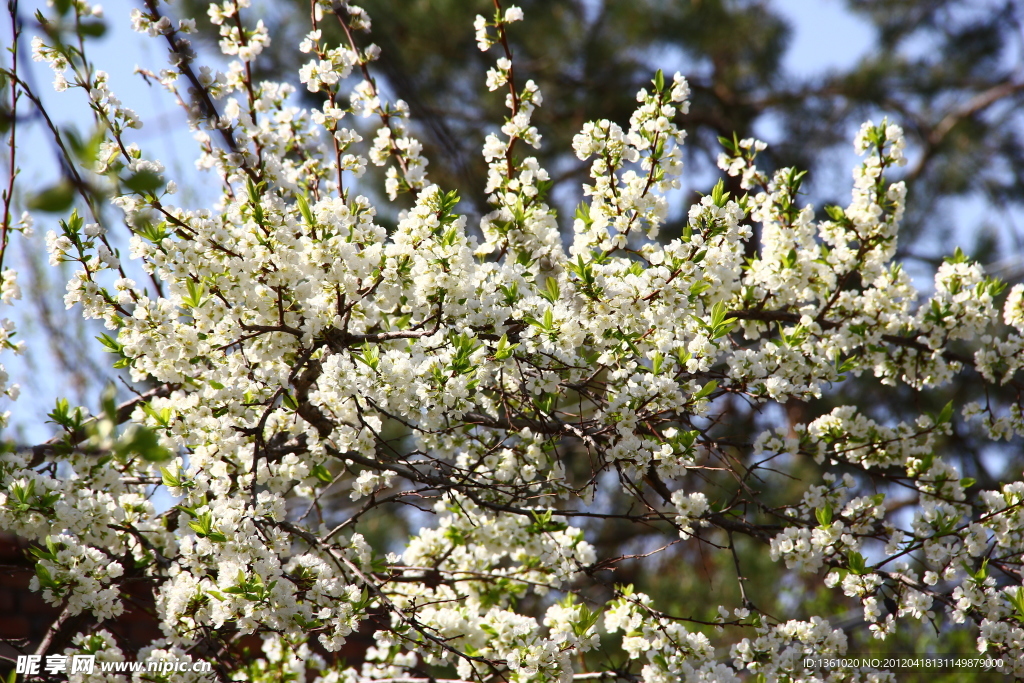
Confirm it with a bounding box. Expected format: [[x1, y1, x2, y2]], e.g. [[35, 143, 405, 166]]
[[188, 511, 226, 542], [294, 615, 323, 630], [79, 20, 107, 37], [439, 189, 460, 216], [116, 424, 172, 462], [282, 391, 298, 411], [717, 133, 739, 154], [27, 181, 75, 213], [824, 205, 846, 222], [705, 300, 737, 338], [123, 170, 165, 194], [354, 342, 380, 371], [65, 128, 105, 166], [575, 202, 593, 227], [246, 177, 265, 224], [444, 525, 467, 546], [30, 536, 60, 561], [312, 463, 333, 483], [525, 509, 568, 534], [572, 604, 602, 637], [846, 550, 867, 575], [136, 219, 170, 244], [35, 563, 59, 590], [937, 400, 954, 425], [653, 69, 665, 92], [1008, 586, 1024, 623], [180, 278, 207, 309], [693, 379, 718, 401], [651, 352, 663, 375], [962, 558, 988, 585], [296, 193, 315, 227], [493, 333, 518, 361], [949, 246, 969, 264], [47, 397, 71, 427], [710, 179, 728, 207], [498, 282, 519, 306], [815, 504, 833, 527], [533, 391, 556, 413], [160, 466, 181, 488], [540, 276, 560, 303], [96, 333, 123, 354]]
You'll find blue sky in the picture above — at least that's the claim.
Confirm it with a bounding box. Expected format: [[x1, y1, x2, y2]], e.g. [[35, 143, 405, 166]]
[[776, 0, 874, 77]]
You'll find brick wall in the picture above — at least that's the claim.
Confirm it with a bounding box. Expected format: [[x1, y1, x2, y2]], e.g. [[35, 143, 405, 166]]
[[0, 532, 58, 643], [0, 532, 377, 676], [0, 532, 164, 675]]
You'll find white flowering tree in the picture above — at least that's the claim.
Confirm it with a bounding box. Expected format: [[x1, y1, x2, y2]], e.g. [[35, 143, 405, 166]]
[[2, 1, 1024, 681]]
